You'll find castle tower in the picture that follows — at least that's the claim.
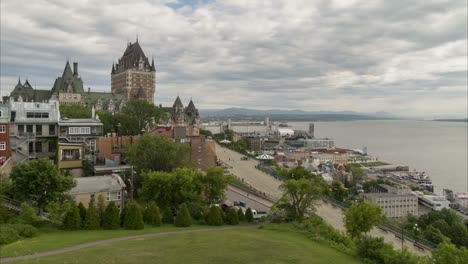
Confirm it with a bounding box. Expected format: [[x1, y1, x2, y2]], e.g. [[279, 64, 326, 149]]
[[111, 39, 156, 104]]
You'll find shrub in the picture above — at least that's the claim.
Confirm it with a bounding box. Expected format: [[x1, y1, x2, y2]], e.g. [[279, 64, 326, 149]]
[[124, 202, 144, 230], [237, 208, 245, 222], [46, 201, 73, 226], [62, 205, 81, 230], [144, 201, 161, 227], [0, 225, 20, 245], [175, 203, 192, 227], [84, 202, 100, 230], [120, 203, 128, 227], [103, 202, 120, 230], [162, 207, 174, 224], [0, 205, 16, 224], [205, 206, 223, 226], [355, 236, 393, 263], [10, 224, 38, 238], [225, 207, 239, 225], [245, 207, 254, 223], [18, 202, 43, 227], [78, 202, 87, 225]]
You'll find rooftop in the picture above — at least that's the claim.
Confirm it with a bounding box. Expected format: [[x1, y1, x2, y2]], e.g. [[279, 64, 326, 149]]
[[69, 175, 125, 194]]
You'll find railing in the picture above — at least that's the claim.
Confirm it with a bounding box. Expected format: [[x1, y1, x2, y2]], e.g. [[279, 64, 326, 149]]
[[0, 195, 49, 221]]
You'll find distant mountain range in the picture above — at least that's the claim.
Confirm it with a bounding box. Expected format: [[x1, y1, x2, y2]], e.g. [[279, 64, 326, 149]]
[[199, 108, 399, 121]]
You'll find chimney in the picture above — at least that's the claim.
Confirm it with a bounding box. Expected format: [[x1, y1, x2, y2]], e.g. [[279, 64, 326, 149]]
[[73, 62, 78, 76]]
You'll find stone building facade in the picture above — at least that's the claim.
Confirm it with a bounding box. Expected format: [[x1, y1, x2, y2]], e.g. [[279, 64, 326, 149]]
[[161, 96, 200, 137], [111, 40, 156, 104]]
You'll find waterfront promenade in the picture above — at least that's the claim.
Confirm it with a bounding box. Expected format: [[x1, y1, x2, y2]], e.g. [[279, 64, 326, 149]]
[[216, 144, 431, 256]]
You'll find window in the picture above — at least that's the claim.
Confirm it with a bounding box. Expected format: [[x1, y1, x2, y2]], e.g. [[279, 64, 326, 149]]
[[49, 125, 55, 136], [106, 191, 121, 201], [69, 127, 91, 135], [61, 149, 81, 160], [0, 142, 5, 150], [26, 112, 49, 118], [0, 125, 5, 133], [90, 193, 95, 203], [89, 139, 96, 151], [0, 110, 2, 117], [27, 125, 33, 133], [48, 142, 56, 153], [29, 142, 34, 153], [18, 125, 24, 134], [36, 125, 42, 136], [35, 142, 42, 153]]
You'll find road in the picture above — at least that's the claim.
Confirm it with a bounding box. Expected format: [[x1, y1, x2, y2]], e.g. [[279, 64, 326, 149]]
[[217, 144, 431, 256], [225, 184, 274, 212]]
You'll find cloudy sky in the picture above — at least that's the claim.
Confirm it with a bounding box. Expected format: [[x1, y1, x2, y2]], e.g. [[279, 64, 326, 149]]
[[1, 0, 467, 118]]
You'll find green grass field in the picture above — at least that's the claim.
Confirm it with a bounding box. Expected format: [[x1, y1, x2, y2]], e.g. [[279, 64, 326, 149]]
[[5, 225, 362, 264], [0, 225, 210, 258]]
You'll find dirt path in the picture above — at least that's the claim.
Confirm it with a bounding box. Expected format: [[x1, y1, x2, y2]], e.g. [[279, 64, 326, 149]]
[[0, 226, 257, 263]]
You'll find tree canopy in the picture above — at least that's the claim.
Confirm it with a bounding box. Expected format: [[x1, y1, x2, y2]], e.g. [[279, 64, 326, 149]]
[[344, 202, 384, 239], [203, 167, 227, 204], [139, 168, 204, 209], [125, 135, 191, 176], [98, 99, 166, 135], [10, 158, 76, 210]]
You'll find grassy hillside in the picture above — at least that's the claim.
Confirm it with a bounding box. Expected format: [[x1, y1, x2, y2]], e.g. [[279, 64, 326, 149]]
[[8, 226, 361, 264]]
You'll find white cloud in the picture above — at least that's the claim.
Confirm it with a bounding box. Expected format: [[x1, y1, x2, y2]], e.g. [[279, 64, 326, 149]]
[[0, 0, 466, 118]]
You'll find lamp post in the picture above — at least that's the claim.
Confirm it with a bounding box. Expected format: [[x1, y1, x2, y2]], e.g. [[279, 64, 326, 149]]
[[413, 223, 420, 245]]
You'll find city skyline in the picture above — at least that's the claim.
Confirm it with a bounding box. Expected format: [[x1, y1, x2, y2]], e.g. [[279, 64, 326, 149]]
[[0, 0, 467, 118]]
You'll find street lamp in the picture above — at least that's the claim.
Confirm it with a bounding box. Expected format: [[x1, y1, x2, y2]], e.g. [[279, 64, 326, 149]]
[[413, 223, 420, 245]]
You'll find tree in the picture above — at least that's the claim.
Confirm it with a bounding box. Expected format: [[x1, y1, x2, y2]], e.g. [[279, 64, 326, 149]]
[[432, 241, 468, 264], [62, 205, 81, 230], [144, 201, 161, 227], [59, 104, 91, 119], [46, 201, 73, 226], [278, 176, 325, 221], [121, 99, 163, 135], [199, 129, 213, 137], [350, 167, 364, 182], [237, 208, 245, 222], [344, 202, 384, 239], [140, 168, 204, 209], [123, 202, 144, 230], [175, 204, 192, 227], [126, 135, 191, 176], [331, 181, 348, 202], [18, 202, 43, 227], [205, 206, 223, 226], [355, 235, 393, 264], [245, 208, 254, 223], [162, 207, 174, 224], [203, 167, 227, 204], [103, 202, 120, 230], [225, 207, 239, 225], [77, 202, 87, 226], [96, 194, 106, 225], [84, 202, 100, 230], [424, 225, 447, 245], [10, 158, 76, 210]]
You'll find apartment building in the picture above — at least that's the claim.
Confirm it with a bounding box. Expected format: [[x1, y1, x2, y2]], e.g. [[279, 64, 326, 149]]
[[361, 184, 418, 218]]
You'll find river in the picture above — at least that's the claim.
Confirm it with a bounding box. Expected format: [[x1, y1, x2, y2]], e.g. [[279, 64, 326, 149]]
[[288, 120, 468, 194]]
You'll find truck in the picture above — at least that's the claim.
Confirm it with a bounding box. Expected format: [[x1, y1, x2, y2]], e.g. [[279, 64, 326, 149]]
[[251, 209, 268, 220]]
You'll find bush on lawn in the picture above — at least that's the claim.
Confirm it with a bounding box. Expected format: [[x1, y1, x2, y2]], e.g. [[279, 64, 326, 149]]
[[144, 201, 161, 227], [62, 205, 81, 230], [237, 208, 245, 222], [78, 202, 87, 225], [124, 202, 144, 230], [245, 207, 254, 223], [120, 203, 128, 227], [18, 202, 43, 227], [0, 225, 20, 245], [103, 202, 120, 230], [175, 203, 192, 227], [205, 206, 223, 226], [225, 207, 239, 225], [162, 207, 174, 224], [10, 224, 38, 238], [84, 201, 100, 230]]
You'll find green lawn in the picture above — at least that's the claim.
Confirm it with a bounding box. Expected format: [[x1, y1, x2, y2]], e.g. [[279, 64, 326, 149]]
[[7, 226, 362, 264], [0, 225, 212, 258]]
